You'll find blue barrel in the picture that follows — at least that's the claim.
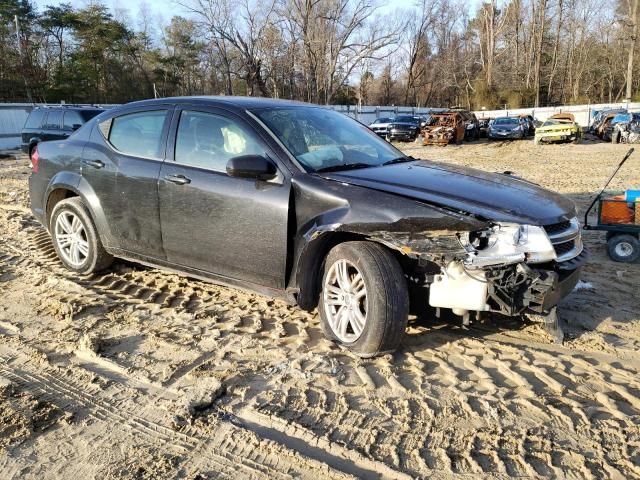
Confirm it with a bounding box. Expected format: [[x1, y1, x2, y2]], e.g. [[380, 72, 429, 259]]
[[625, 190, 640, 202]]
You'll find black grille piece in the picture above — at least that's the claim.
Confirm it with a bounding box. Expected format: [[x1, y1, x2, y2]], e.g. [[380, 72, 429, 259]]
[[544, 221, 571, 235], [554, 240, 575, 256]]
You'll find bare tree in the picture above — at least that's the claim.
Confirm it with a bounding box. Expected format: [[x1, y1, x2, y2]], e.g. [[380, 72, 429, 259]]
[[624, 0, 640, 101], [181, 0, 278, 96], [282, 0, 400, 103]]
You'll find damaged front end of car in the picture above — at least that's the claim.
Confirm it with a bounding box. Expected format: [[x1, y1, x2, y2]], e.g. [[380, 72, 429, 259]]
[[421, 113, 464, 146], [288, 169, 586, 333], [357, 218, 586, 329], [617, 118, 640, 144], [385, 218, 586, 328]]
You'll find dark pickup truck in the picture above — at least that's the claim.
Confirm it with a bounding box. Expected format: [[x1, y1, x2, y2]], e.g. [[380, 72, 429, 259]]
[[28, 97, 586, 356]]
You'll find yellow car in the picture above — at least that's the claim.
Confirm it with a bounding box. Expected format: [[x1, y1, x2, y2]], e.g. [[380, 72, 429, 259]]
[[534, 113, 581, 145]]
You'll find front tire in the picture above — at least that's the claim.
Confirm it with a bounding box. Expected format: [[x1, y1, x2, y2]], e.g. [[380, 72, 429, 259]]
[[607, 234, 640, 263], [50, 197, 113, 274], [319, 241, 409, 357]]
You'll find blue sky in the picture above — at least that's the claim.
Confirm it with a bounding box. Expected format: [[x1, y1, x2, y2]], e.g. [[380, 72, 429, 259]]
[[34, 0, 484, 28]]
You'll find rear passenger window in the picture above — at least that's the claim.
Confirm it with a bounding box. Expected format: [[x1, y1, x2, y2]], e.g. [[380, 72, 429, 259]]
[[108, 110, 168, 159], [174, 110, 265, 172], [44, 110, 62, 129], [25, 110, 45, 128], [63, 111, 84, 130]]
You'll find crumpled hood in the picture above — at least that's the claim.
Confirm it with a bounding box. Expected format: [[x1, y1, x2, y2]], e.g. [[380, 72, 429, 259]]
[[321, 160, 576, 225]]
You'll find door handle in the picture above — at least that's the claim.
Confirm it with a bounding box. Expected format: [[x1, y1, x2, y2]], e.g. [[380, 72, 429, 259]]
[[82, 159, 104, 169], [164, 174, 191, 185]]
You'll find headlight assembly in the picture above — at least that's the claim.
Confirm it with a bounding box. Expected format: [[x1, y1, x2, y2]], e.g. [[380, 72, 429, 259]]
[[460, 223, 556, 268]]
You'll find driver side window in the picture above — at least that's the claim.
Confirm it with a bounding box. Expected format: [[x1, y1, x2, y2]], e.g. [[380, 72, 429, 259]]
[[175, 110, 265, 172]]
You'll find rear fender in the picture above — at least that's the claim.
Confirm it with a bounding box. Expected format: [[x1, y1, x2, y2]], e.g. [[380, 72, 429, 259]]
[[45, 172, 114, 247]]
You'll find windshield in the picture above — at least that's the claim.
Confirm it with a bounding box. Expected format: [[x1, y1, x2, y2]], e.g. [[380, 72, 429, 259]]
[[393, 116, 418, 123], [255, 107, 406, 172], [372, 117, 392, 124], [542, 119, 572, 127], [493, 117, 519, 126]]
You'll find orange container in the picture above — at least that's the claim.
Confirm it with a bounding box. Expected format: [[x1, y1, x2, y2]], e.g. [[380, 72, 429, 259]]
[[601, 195, 634, 224], [636, 201, 640, 225]]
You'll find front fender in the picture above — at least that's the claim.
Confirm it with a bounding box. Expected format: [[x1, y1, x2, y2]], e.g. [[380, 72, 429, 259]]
[[288, 175, 487, 310]]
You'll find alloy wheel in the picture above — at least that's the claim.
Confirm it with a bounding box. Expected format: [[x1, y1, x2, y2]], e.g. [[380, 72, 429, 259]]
[[55, 211, 89, 267], [323, 259, 367, 343]]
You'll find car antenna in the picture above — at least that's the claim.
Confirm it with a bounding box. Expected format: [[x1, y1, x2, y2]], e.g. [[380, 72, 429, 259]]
[[583, 147, 634, 228]]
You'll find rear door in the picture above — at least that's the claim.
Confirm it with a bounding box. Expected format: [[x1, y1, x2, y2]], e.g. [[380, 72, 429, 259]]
[[83, 106, 173, 257], [158, 106, 290, 289]]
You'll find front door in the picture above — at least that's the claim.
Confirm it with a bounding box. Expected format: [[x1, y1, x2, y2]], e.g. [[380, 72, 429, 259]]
[[158, 108, 290, 289]]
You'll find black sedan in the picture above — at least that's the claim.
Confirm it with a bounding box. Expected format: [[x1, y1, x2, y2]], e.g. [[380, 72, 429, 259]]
[[28, 97, 586, 356], [385, 115, 421, 141]]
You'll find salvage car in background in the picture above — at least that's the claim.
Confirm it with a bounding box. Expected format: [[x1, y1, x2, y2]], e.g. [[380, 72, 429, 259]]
[[422, 112, 465, 145], [534, 113, 581, 145], [450, 107, 480, 140], [519, 114, 536, 136], [29, 97, 586, 357], [611, 112, 640, 144], [385, 115, 421, 142], [590, 108, 626, 134], [488, 116, 527, 140], [478, 118, 492, 137], [369, 117, 393, 137], [595, 111, 623, 139], [21, 106, 104, 157]]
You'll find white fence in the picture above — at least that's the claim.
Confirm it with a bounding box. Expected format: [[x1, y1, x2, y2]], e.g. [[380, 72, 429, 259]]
[[331, 102, 640, 127], [0, 104, 31, 150]]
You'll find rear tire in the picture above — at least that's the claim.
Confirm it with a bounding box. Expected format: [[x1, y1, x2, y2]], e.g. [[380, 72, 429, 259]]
[[318, 241, 409, 357], [50, 197, 113, 274], [607, 234, 640, 263]]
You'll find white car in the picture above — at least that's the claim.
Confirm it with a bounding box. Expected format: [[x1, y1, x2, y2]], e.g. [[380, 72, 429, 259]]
[[369, 117, 394, 137]]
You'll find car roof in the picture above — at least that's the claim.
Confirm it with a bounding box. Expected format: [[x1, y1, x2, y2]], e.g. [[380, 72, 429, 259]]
[[33, 105, 104, 111], [118, 96, 313, 111], [549, 113, 575, 122]]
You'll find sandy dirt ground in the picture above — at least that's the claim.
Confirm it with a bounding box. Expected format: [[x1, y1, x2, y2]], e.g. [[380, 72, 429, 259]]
[[0, 138, 639, 479]]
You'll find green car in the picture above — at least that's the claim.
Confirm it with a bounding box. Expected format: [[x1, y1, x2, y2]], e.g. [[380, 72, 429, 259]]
[[534, 113, 581, 145]]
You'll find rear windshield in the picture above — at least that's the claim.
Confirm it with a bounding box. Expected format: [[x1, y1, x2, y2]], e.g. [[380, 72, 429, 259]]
[[24, 110, 45, 128]]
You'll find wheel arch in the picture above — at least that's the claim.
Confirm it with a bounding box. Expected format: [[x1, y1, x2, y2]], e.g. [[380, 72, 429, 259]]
[[45, 173, 114, 248], [292, 229, 408, 311]]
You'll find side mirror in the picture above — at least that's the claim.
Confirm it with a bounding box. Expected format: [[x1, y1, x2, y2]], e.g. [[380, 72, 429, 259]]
[[72, 124, 82, 131], [226, 154, 277, 180]]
